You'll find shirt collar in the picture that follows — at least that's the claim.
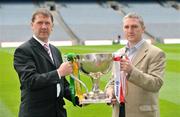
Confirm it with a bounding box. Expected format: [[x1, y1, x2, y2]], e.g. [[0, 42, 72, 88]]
[[125, 39, 145, 56], [126, 39, 145, 50], [33, 35, 49, 46]]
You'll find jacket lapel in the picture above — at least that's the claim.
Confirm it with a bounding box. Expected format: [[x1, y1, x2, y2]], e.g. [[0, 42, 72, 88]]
[[49, 44, 59, 68], [131, 41, 149, 66], [30, 38, 55, 65]]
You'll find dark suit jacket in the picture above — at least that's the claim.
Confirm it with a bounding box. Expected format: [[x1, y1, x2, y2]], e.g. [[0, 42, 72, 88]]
[[14, 38, 73, 117]]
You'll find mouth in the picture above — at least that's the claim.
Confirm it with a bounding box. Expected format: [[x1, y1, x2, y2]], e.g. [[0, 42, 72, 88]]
[[128, 35, 135, 38], [40, 32, 48, 35], [40, 31, 48, 33]]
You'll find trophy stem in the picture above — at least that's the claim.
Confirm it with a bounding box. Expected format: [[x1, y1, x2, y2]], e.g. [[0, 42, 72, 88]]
[[91, 77, 100, 93], [89, 72, 102, 93]]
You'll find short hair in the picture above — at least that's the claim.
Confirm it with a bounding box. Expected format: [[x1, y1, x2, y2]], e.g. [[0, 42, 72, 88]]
[[31, 8, 54, 23], [123, 12, 145, 28]]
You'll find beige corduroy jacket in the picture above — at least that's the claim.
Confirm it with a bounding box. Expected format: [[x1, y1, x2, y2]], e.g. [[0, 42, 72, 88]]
[[108, 41, 166, 117]]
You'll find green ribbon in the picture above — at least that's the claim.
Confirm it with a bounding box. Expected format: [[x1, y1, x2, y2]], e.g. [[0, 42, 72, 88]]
[[66, 53, 77, 106]]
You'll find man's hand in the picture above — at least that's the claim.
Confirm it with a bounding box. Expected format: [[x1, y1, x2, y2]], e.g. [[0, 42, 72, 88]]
[[120, 58, 132, 74], [105, 87, 117, 105], [57, 61, 73, 77]]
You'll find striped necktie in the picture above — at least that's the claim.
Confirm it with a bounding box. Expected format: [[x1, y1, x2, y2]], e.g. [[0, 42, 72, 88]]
[[44, 44, 51, 56], [43, 44, 54, 63]]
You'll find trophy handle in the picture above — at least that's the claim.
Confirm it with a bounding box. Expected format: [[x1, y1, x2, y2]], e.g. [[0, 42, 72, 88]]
[[104, 78, 114, 91], [70, 74, 89, 94]]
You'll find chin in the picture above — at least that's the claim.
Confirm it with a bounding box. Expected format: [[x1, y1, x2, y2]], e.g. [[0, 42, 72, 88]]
[[127, 38, 135, 42], [39, 37, 48, 42]]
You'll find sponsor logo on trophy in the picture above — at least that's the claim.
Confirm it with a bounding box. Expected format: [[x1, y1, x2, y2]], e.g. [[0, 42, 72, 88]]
[[66, 53, 113, 104]]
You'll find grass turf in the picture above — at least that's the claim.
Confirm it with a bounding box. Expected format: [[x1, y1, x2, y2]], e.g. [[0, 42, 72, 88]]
[[0, 44, 180, 117]]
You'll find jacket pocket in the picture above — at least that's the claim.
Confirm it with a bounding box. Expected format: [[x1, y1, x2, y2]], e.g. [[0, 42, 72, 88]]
[[139, 105, 158, 112]]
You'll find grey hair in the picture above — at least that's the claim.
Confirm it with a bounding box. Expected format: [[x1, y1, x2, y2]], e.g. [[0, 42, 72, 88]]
[[123, 12, 145, 28], [31, 8, 54, 23]]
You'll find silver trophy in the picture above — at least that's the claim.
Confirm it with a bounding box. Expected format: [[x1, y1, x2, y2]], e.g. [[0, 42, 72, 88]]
[[73, 53, 113, 104]]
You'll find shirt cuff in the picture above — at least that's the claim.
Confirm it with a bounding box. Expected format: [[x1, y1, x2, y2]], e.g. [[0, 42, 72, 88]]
[[57, 70, 61, 79]]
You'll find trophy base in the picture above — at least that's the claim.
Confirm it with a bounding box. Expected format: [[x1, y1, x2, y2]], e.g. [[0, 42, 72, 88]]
[[80, 98, 111, 104], [79, 91, 111, 104]]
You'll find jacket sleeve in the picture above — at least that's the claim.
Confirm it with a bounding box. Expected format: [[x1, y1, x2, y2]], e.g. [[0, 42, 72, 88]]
[[128, 51, 166, 92], [13, 47, 60, 91]]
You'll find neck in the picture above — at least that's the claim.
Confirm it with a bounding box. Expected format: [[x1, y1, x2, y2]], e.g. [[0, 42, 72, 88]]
[[128, 42, 136, 48], [128, 39, 142, 48]]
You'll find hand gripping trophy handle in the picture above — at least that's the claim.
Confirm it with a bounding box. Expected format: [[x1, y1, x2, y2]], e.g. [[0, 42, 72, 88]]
[[66, 53, 88, 105]]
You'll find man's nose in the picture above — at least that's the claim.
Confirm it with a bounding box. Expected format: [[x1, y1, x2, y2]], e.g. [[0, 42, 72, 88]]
[[127, 27, 133, 31], [127, 27, 134, 33], [41, 23, 48, 28]]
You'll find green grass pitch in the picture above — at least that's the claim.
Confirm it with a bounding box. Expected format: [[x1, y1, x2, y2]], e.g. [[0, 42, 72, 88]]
[[0, 44, 180, 117]]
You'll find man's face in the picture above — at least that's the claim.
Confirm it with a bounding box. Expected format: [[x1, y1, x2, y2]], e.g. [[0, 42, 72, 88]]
[[31, 14, 53, 42], [123, 18, 145, 44]]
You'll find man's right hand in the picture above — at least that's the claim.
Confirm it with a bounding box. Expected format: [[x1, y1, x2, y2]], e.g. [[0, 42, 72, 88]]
[[57, 62, 73, 77], [105, 87, 117, 105]]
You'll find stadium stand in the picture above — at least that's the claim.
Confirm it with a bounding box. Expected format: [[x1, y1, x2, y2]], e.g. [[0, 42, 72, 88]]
[[119, 2, 180, 41], [58, 3, 122, 41], [0, 3, 71, 42], [0, 0, 180, 47]]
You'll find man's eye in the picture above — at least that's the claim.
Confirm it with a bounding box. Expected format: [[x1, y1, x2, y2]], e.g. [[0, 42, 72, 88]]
[[124, 26, 129, 29], [45, 22, 50, 25], [132, 25, 138, 28]]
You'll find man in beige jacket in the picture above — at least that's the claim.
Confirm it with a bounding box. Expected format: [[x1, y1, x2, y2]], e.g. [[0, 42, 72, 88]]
[[106, 12, 166, 117]]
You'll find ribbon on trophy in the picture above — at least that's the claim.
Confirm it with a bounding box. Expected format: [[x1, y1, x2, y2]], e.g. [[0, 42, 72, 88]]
[[113, 51, 128, 104], [66, 53, 83, 106]]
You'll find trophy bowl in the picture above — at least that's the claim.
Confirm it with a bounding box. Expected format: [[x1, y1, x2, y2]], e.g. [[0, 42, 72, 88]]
[[77, 53, 113, 104], [78, 53, 112, 74]]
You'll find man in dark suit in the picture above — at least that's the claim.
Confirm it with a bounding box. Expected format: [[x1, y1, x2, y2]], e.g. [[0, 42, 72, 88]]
[[14, 8, 79, 117]]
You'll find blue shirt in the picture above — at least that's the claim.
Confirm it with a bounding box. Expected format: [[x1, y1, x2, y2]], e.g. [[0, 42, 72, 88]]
[[125, 39, 145, 61]]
